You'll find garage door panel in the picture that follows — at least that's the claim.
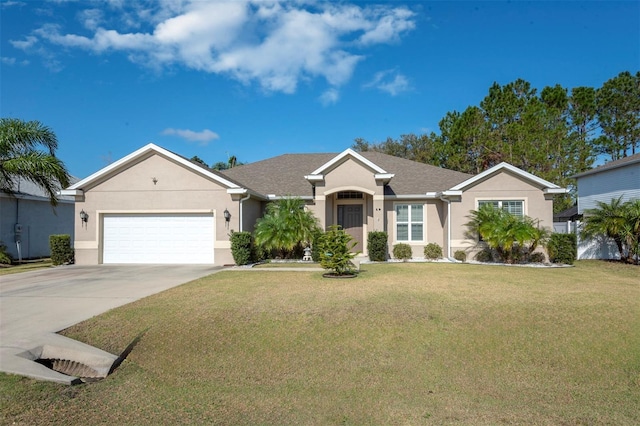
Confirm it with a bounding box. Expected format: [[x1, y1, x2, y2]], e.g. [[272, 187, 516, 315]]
[[103, 214, 214, 264]]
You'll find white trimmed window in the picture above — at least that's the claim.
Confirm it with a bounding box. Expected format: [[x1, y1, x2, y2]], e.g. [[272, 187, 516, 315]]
[[478, 200, 524, 217], [396, 204, 424, 241]]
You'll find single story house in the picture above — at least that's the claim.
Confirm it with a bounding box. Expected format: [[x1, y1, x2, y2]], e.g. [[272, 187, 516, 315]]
[[61, 143, 565, 265], [0, 177, 75, 261], [572, 152, 640, 259]]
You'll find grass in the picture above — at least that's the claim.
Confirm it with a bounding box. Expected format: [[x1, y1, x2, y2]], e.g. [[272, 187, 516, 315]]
[[0, 259, 53, 276], [253, 261, 321, 268], [1, 260, 639, 425]]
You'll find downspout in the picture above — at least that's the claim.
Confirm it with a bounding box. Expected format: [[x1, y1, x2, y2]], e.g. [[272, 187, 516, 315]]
[[439, 195, 455, 262], [239, 193, 250, 232]]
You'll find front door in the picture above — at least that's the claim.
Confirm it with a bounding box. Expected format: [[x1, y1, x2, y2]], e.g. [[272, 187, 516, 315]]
[[337, 204, 363, 253]]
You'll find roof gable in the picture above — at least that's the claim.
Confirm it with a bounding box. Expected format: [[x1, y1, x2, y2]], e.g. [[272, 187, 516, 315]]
[[446, 162, 566, 195], [64, 143, 241, 194], [308, 148, 388, 175]]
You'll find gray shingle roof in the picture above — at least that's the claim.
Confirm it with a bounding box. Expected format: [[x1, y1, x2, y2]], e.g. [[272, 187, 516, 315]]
[[220, 151, 472, 197], [572, 152, 640, 178], [3, 176, 79, 202]]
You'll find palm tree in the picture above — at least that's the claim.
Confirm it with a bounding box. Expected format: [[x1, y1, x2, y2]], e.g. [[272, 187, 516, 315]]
[[581, 196, 629, 262], [254, 197, 321, 258], [0, 118, 70, 206], [621, 199, 640, 264], [466, 204, 549, 263]]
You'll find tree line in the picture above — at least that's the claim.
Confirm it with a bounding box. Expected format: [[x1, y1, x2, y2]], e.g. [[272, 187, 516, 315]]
[[353, 71, 640, 213]]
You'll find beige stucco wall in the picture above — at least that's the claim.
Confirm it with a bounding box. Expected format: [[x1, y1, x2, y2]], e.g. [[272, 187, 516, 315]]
[[449, 170, 554, 257], [323, 159, 380, 195], [308, 158, 389, 255], [384, 199, 447, 259], [73, 153, 236, 265]]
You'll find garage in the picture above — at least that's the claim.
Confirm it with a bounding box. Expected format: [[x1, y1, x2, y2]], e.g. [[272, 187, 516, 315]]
[[102, 214, 215, 264]]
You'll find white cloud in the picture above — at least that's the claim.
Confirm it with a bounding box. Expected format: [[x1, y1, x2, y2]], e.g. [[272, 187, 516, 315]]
[[161, 128, 220, 145], [319, 88, 339, 106], [17, 1, 416, 99], [78, 8, 104, 30], [365, 69, 411, 96], [0, 57, 29, 66], [1, 1, 27, 7], [10, 35, 38, 50], [359, 8, 416, 45]]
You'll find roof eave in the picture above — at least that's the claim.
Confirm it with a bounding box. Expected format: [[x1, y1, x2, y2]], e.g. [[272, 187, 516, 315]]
[[68, 143, 242, 191]]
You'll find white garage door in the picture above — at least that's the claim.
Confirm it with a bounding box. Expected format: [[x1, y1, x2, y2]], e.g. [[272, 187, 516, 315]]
[[103, 214, 215, 264]]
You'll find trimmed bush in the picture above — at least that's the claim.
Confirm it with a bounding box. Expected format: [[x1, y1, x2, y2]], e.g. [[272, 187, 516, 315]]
[[393, 243, 412, 261], [547, 233, 577, 265], [230, 231, 254, 266], [310, 227, 324, 262], [454, 250, 467, 262], [424, 242, 443, 259], [49, 234, 74, 265], [367, 231, 388, 261]]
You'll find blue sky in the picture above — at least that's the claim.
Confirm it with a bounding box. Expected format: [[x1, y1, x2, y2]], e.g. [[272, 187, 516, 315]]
[[1, 0, 639, 179]]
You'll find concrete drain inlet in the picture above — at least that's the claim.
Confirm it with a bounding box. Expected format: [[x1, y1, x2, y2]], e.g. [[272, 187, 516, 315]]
[[18, 345, 117, 383]]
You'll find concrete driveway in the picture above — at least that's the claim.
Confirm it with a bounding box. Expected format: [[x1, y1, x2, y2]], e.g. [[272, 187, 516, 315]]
[[0, 264, 220, 384]]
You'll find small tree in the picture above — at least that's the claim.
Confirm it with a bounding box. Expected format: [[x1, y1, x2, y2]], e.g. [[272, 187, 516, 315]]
[[317, 225, 358, 276], [254, 197, 321, 259], [466, 204, 549, 264], [582, 197, 640, 264]]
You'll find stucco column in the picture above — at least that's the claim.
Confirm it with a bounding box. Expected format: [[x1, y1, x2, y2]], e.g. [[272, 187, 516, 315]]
[[373, 195, 385, 232]]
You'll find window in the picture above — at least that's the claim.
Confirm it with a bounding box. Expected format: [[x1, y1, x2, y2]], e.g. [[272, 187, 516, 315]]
[[337, 191, 363, 199], [396, 204, 423, 241], [478, 200, 524, 217]]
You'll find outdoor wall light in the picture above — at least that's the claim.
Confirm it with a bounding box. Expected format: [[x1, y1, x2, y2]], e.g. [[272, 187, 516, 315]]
[[223, 208, 231, 222], [79, 210, 89, 223]]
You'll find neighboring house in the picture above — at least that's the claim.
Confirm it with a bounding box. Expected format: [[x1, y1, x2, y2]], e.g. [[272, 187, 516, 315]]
[[0, 177, 75, 260], [572, 153, 640, 260], [553, 205, 581, 234], [61, 144, 565, 265]]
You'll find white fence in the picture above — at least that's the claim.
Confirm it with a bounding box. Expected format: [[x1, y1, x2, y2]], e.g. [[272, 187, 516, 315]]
[[552, 220, 620, 260]]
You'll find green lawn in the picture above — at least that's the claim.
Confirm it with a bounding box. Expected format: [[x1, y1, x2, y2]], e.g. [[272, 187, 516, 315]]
[[0, 260, 53, 276], [1, 261, 639, 425]]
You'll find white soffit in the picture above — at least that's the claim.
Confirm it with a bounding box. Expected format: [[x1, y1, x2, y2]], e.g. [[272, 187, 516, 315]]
[[448, 162, 565, 192], [309, 148, 388, 176]]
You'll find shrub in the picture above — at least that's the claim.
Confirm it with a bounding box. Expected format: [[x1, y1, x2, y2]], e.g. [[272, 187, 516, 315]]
[[547, 233, 577, 265], [393, 243, 412, 261], [230, 231, 254, 265], [49, 234, 74, 266], [424, 242, 443, 259], [474, 247, 494, 263], [453, 250, 467, 262], [466, 204, 549, 264], [0, 242, 12, 265], [310, 227, 324, 262], [528, 252, 546, 263], [317, 225, 357, 275], [367, 231, 388, 261]]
